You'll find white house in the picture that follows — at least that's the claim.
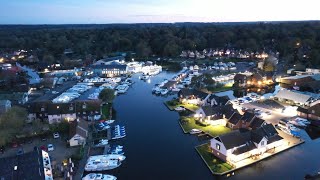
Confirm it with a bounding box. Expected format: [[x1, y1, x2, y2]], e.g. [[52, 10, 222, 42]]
[[69, 119, 88, 147], [210, 124, 283, 166], [178, 88, 210, 106]]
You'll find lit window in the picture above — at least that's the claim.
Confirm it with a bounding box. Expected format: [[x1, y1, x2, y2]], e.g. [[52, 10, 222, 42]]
[[216, 143, 221, 150]]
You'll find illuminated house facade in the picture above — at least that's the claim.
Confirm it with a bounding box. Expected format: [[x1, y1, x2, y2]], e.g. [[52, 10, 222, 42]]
[[178, 88, 210, 105], [210, 124, 283, 166]]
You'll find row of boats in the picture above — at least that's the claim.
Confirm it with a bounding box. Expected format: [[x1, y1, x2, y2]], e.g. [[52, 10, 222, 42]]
[[84, 122, 127, 179], [276, 118, 310, 136]]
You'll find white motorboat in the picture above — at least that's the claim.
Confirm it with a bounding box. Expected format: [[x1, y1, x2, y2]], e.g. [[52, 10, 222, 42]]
[[105, 120, 115, 124], [289, 120, 307, 127], [160, 89, 169, 95], [94, 139, 109, 147], [295, 117, 310, 125], [85, 154, 126, 171], [171, 88, 181, 92], [174, 106, 185, 111], [82, 173, 117, 180], [116, 84, 129, 94], [189, 129, 202, 134]]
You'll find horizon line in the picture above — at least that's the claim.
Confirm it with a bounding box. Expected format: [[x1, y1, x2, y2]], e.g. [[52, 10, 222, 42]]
[[0, 20, 319, 26]]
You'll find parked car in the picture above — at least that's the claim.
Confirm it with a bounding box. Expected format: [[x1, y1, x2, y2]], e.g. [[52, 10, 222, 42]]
[[16, 148, 24, 156], [40, 145, 47, 151], [53, 132, 60, 139], [11, 142, 19, 148], [47, 144, 54, 151]]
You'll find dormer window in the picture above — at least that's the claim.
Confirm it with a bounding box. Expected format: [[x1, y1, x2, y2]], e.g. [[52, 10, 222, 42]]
[[41, 107, 45, 112], [69, 106, 74, 111], [216, 143, 221, 150], [82, 103, 87, 109]]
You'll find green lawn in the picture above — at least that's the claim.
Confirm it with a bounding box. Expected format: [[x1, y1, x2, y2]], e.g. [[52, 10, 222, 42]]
[[180, 116, 231, 137], [196, 143, 234, 174], [101, 103, 112, 119], [165, 100, 199, 112], [207, 83, 233, 93]]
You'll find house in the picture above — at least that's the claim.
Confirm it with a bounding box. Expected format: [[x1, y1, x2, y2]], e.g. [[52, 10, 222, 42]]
[[297, 103, 320, 121], [240, 112, 257, 128], [205, 94, 230, 106], [0, 100, 11, 114], [0, 150, 53, 180], [280, 75, 315, 88], [210, 124, 283, 165], [274, 89, 312, 106], [47, 103, 76, 124], [27, 100, 102, 124], [178, 88, 210, 105], [248, 117, 266, 130], [226, 112, 243, 129], [234, 74, 250, 87], [195, 105, 226, 126], [91, 63, 128, 77], [69, 119, 89, 147]]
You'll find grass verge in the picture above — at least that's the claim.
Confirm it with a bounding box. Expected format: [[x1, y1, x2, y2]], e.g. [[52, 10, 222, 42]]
[[196, 143, 234, 174]]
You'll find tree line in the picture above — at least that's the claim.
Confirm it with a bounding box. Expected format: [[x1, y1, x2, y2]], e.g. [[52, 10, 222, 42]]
[[0, 22, 319, 67]]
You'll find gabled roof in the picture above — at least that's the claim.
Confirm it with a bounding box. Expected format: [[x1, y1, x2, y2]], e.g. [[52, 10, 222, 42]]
[[218, 130, 251, 150], [275, 89, 311, 104], [240, 112, 256, 123], [234, 73, 249, 80], [179, 88, 209, 100], [228, 112, 242, 125], [309, 103, 320, 117], [208, 94, 230, 105], [69, 119, 88, 139], [200, 105, 224, 118], [232, 142, 256, 155], [249, 118, 265, 130]]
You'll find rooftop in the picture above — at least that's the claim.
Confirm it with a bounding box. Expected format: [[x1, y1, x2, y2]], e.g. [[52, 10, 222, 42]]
[[0, 150, 50, 180]]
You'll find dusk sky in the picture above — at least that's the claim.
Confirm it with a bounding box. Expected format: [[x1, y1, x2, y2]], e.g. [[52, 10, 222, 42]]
[[0, 0, 319, 24]]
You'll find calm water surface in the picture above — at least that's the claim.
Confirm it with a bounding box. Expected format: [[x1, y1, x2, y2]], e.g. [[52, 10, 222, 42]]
[[105, 72, 320, 180]]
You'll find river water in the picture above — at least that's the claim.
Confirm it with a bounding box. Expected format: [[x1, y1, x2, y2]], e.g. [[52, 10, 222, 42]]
[[105, 71, 320, 180]]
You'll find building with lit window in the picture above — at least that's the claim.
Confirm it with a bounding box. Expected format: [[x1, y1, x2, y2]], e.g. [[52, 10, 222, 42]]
[[210, 124, 283, 166]]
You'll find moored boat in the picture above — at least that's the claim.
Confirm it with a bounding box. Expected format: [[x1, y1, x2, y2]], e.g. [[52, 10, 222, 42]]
[[82, 173, 117, 180]]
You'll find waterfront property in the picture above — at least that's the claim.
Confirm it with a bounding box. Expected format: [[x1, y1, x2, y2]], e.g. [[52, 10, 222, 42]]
[[27, 100, 102, 124], [297, 103, 320, 120], [90, 63, 128, 77], [178, 88, 210, 105], [210, 124, 284, 166]]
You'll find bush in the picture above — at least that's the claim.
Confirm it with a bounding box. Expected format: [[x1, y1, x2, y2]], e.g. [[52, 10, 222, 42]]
[[70, 147, 84, 161]]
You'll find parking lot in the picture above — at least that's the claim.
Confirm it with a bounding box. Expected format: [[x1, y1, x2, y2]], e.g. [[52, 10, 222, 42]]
[[231, 95, 295, 125], [0, 134, 78, 170]]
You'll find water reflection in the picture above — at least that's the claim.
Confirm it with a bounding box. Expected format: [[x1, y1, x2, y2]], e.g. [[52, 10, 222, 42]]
[[305, 125, 320, 140], [233, 85, 276, 98]]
